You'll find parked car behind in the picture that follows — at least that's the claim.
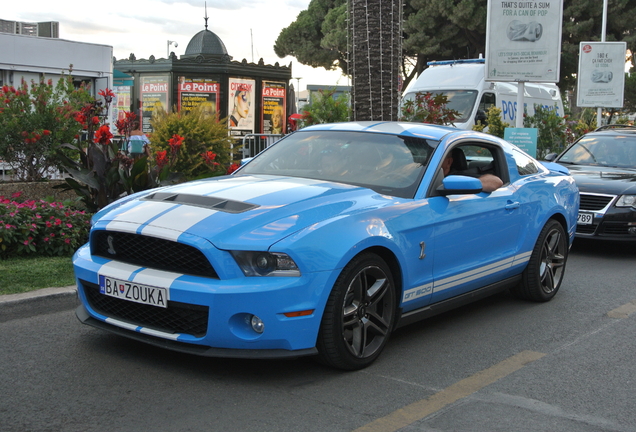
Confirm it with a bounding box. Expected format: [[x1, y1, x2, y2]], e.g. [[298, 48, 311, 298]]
[[74, 121, 579, 370], [546, 125, 636, 241]]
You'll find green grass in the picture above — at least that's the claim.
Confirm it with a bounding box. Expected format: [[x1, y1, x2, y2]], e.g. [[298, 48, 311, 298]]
[[0, 255, 75, 295]]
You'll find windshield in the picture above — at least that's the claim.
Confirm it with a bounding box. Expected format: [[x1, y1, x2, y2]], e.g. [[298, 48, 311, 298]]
[[237, 130, 438, 198], [402, 90, 478, 123], [558, 135, 636, 168]]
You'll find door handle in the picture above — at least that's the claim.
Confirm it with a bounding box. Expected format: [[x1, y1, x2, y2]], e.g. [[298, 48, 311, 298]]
[[505, 201, 520, 210]]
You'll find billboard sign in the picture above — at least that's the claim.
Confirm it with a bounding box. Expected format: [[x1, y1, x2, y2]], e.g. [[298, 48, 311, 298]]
[[178, 77, 220, 116], [228, 78, 255, 138], [576, 42, 627, 108], [261, 82, 286, 134], [485, 0, 563, 82], [140, 76, 169, 134]]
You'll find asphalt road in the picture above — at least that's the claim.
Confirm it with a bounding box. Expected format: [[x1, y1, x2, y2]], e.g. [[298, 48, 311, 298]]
[[1, 239, 635, 432]]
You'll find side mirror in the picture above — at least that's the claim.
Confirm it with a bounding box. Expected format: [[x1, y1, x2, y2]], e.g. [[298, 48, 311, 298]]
[[544, 153, 558, 162], [437, 175, 483, 196]]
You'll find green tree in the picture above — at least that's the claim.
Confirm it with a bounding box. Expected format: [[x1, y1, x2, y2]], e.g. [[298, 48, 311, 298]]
[[301, 89, 351, 126], [0, 75, 92, 181], [149, 105, 234, 180], [276, 0, 636, 94]]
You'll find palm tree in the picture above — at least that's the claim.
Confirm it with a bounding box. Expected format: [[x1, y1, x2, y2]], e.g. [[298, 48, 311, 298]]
[[349, 0, 403, 121]]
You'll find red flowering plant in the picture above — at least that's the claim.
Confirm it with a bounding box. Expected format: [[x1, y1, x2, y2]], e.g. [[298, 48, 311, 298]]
[[399, 92, 459, 126], [0, 192, 91, 258], [0, 73, 93, 181], [56, 92, 160, 212]]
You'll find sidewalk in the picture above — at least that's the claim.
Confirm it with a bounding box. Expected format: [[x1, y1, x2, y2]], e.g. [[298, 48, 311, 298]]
[[0, 286, 77, 323]]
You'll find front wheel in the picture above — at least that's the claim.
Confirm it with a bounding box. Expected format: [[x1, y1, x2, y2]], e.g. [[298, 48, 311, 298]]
[[511, 219, 568, 302], [317, 253, 396, 370]]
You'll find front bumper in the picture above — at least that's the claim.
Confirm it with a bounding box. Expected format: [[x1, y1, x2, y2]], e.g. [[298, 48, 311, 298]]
[[73, 245, 333, 357]]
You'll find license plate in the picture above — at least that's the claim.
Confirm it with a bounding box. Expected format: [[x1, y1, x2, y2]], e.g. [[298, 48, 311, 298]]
[[577, 212, 594, 225], [99, 275, 169, 308]]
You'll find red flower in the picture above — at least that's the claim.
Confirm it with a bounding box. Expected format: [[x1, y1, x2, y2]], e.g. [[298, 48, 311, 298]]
[[201, 151, 217, 165], [98, 88, 115, 103], [43, 130, 51, 136], [168, 134, 185, 150], [226, 163, 240, 174], [74, 112, 87, 125], [155, 150, 169, 169], [91, 116, 100, 125], [93, 125, 113, 146]]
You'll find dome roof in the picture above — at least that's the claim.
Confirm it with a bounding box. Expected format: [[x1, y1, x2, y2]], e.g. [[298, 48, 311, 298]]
[[183, 29, 228, 57]]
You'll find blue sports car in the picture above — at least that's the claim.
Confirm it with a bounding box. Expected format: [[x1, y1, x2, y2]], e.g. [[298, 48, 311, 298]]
[[74, 121, 579, 370]]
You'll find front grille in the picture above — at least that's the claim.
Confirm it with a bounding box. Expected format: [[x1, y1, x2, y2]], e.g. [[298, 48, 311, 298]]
[[92, 231, 217, 278], [82, 280, 209, 337], [579, 193, 614, 211]]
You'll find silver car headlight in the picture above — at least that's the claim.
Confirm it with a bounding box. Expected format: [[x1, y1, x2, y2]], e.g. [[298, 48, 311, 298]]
[[616, 195, 636, 208], [231, 251, 301, 277]]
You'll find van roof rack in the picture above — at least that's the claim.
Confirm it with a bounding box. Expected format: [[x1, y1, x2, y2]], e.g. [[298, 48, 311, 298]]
[[427, 58, 486, 66]]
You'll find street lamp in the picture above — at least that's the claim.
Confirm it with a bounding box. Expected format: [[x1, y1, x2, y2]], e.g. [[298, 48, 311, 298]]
[[293, 77, 302, 112], [167, 40, 178, 57]]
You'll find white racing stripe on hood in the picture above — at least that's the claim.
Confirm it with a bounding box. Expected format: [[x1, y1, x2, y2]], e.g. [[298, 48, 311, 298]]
[[131, 268, 182, 290], [210, 179, 328, 202], [141, 205, 218, 241], [98, 261, 143, 280], [107, 201, 177, 225]]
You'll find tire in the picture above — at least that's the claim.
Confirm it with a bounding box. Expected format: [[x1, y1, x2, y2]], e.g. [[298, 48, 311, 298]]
[[511, 219, 568, 302], [317, 253, 396, 370]]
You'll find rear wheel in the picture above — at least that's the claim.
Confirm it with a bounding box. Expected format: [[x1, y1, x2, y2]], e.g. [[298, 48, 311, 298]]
[[511, 219, 568, 302], [317, 253, 396, 370]]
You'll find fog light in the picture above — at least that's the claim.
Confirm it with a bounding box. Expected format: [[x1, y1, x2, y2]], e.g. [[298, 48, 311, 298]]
[[250, 315, 265, 333], [628, 227, 636, 235]]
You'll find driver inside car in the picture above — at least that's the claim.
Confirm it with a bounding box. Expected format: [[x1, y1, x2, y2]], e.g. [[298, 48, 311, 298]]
[[442, 148, 503, 192]]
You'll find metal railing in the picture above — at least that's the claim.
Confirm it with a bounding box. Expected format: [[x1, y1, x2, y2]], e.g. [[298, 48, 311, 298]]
[[239, 134, 284, 159]]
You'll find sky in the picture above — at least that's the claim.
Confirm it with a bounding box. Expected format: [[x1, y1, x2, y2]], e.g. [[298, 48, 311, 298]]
[[3, 0, 348, 92]]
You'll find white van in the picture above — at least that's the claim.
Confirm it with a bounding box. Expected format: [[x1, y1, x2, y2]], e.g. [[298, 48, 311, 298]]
[[401, 58, 563, 129]]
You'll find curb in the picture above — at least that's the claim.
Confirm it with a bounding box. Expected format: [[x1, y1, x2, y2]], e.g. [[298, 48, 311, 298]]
[[0, 286, 78, 323]]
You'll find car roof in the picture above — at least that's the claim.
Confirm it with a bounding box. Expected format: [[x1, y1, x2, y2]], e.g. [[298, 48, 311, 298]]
[[300, 121, 458, 141], [585, 125, 636, 137]]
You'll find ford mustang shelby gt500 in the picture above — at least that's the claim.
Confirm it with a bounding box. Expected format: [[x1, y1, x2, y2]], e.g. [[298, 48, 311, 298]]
[[74, 121, 579, 370]]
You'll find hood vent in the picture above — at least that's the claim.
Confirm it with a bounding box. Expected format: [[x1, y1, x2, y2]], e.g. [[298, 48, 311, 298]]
[[143, 192, 259, 213]]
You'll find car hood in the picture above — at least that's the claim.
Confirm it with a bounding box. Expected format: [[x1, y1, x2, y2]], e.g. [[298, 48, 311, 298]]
[[566, 165, 636, 196], [94, 175, 393, 249]]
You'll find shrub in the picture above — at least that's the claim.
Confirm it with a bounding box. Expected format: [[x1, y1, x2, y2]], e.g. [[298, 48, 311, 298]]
[[301, 89, 351, 127], [0, 192, 91, 258], [523, 105, 569, 159], [472, 106, 510, 138], [0, 74, 93, 181], [149, 105, 233, 179], [400, 92, 458, 125]]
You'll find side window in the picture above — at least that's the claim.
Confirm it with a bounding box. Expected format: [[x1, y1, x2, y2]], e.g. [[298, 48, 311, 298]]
[[512, 149, 539, 175], [478, 93, 496, 112]]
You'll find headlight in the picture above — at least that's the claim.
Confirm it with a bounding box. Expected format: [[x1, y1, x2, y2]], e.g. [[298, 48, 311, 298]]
[[231, 251, 301, 277], [616, 195, 636, 208]]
